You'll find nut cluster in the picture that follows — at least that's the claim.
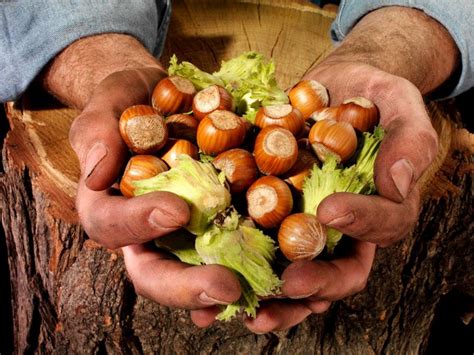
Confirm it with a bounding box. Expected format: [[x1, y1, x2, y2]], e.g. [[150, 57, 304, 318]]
[[118, 72, 379, 262]]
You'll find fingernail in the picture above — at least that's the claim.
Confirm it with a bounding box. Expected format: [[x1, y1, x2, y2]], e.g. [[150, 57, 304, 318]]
[[390, 159, 414, 200], [85, 143, 108, 178], [288, 288, 321, 299], [290, 293, 315, 300], [326, 212, 355, 228], [199, 292, 229, 306], [149, 208, 186, 229]]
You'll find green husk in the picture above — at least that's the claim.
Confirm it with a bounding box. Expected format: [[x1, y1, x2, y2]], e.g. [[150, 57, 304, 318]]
[[153, 209, 281, 321], [216, 274, 259, 321], [215, 52, 289, 123], [302, 126, 385, 251], [196, 211, 281, 297], [153, 229, 262, 321], [154, 230, 203, 266], [168, 55, 224, 90], [133, 155, 231, 235], [195, 211, 281, 321], [168, 51, 288, 123]]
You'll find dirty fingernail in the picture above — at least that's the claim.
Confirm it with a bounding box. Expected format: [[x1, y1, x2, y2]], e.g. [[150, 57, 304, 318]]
[[199, 292, 229, 306], [85, 143, 108, 178], [149, 207, 187, 230], [390, 159, 414, 200], [326, 212, 355, 228]]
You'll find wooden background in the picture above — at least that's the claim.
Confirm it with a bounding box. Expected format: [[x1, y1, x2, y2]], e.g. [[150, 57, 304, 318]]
[[1, 1, 473, 353]]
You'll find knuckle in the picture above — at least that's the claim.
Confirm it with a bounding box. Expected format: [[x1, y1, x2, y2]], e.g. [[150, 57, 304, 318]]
[[390, 75, 420, 98], [77, 207, 121, 250]]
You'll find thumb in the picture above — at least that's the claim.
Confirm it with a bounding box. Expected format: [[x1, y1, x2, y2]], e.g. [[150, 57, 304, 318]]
[[69, 108, 128, 191], [375, 113, 438, 202], [69, 68, 166, 191]]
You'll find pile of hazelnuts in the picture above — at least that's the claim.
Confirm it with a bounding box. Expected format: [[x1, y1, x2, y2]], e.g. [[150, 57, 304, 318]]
[[118, 75, 379, 262]]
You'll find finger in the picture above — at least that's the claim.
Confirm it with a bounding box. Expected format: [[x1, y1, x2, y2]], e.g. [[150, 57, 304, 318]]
[[77, 188, 190, 249], [332, 72, 438, 202], [374, 115, 438, 203], [244, 300, 312, 334], [69, 68, 166, 191], [317, 188, 420, 246], [303, 300, 332, 314], [190, 307, 221, 328], [69, 109, 128, 191], [357, 75, 438, 202], [282, 240, 376, 300], [305, 65, 438, 202], [123, 244, 241, 310]]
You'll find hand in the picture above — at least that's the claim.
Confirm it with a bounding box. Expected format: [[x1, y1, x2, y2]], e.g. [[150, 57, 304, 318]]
[[307, 61, 437, 247], [241, 61, 437, 333], [69, 67, 189, 249], [69, 67, 241, 312], [123, 243, 241, 311], [190, 240, 375, 332], [237, 5, 456, 332], [244, 240, 375, 333]]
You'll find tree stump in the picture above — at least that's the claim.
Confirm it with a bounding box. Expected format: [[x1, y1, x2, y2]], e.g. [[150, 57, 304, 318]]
[[0, 1, 472, 353]]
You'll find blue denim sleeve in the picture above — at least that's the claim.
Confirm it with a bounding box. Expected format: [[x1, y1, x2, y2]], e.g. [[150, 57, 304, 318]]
[[0, 0, 171, 102], [331, 0, 474, 98]]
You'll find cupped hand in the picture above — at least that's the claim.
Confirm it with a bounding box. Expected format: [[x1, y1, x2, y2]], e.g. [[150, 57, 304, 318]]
[[69, 67, 241, 310], [123, 243, 241, 310], [241, 62, 437, 333], [308, 62, 438, 247], [69, 67, 183, 249]]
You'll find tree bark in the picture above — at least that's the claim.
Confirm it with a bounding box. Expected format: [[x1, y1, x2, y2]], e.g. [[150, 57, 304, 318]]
[[1, 1, 472, 353]]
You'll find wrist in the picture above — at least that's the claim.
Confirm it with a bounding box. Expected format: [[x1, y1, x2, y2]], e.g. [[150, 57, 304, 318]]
[[43, 33, 166, 109], [319, 6, 460, 96]]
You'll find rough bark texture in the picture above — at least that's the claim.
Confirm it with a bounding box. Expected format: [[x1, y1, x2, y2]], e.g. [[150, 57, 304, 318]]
[[0, 1, 473, 354]]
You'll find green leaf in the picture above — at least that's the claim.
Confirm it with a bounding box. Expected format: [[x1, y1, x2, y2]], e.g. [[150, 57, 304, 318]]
[[195, 213, 281, 297], [168, 54, 224, 90], [154, 230, 203, 265]]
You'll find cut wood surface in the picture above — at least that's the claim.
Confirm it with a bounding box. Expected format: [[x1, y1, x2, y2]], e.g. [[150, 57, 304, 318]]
[[1, 1, 473, 353]]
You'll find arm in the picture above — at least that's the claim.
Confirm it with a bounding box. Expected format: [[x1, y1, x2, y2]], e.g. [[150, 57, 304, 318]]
[[323, 6, 460, 96], [43, 33, 165, 110]]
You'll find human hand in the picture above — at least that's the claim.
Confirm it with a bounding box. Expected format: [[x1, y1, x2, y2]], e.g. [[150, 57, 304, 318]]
[[191, 61, 438, 332], [242, 61, 438, 333], [69, 67, 188, 248], [68, 66, 242, 310], [45, 33, 243, 312], [236, 5, 457, 333], [305, 61, 437, 247], [189, 240, 375, 332]]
